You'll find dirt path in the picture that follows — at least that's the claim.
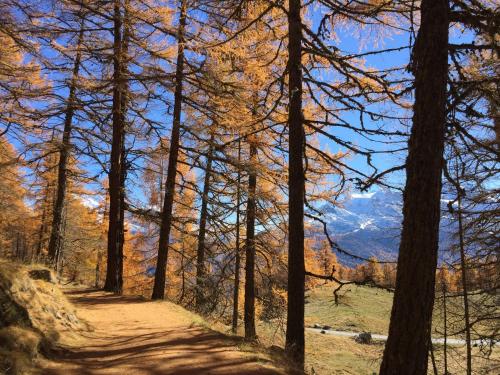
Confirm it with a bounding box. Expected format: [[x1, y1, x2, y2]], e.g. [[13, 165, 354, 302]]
[[41, 289, 283, 375], [306, 327, 496, 347]]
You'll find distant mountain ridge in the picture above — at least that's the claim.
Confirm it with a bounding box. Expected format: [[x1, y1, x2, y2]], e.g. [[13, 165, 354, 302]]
[[319, 189, 455, 266]]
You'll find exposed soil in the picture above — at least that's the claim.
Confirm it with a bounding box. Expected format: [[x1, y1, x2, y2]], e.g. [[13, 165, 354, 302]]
[[41, 289, 283, 375]]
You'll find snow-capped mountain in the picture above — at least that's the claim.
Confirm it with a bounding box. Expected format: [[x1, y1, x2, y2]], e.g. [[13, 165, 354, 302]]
[[319, 189, 455, 266]]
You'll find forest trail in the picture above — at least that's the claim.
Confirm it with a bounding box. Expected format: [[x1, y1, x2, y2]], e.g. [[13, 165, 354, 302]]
[[41, 289, 282, 375], [306, 328, 490, 347]]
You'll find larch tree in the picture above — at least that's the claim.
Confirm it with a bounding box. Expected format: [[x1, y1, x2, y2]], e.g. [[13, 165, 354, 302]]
[[152, 0, 188, 300], [0, 139, 34, 258], [244, 137, 258, 340], [195, 134, 215, 311], [380, 0, 449, 373], [232, 139, 242, 333], [105, 0, 126, 294], [191, 0, 289, 333], [285, 0, 306, 368], [47, 13, 85, 265]]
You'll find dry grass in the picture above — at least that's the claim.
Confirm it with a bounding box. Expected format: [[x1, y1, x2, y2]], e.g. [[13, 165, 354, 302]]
[[245, 320, 383, 374], [430, 343, 500, 375], [0, 260, 85, 335], [305, 333, 383, 375], [0, 259, 87, 374], [0, 326, 42, 374], [305, 282, 393, 334], [241, 283, 499, 374]]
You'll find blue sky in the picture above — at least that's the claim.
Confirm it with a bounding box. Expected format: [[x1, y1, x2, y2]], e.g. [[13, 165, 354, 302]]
[[307, 8, 413, 192]]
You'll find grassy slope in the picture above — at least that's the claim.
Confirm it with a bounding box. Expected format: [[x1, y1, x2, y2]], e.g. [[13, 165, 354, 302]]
[[304, 282, 497, 338], [236, 284, 391, 374], [304, 284, 390, 374], [250, 282, 498, 375], [305, 333, 382, 375], [305, 283, 393, 334]]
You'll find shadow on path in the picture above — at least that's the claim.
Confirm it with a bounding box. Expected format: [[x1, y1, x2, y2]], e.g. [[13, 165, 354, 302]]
[[43, 289, 283, 375]]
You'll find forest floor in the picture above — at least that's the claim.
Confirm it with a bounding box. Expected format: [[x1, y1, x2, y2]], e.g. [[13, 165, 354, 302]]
[[40, 288, 285, 375]]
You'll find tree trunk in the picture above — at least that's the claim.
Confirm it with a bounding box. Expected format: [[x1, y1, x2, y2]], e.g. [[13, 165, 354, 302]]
[[443, 282, 448, 375], [379, 0, 449, 373], [104, 0, 124, 294], [285, 0, 305, 368], [151, 0, 187, 300], [179, 239, 186, 303], [457, 192, 472, 375], [15, 232, 20, 260], [97, 193, 109, 289], [195, 140, 214, 310], [47, 23, 84, 266], [116, 142, 126, 290], [232, 139, 242, 334], [55, 205, 68, 273], [244, 141, 257, 340], [36, 185, 49, 257], [95, 250, 102, 288], [116, 0, 130, 293], [429, 336, 438, 375]]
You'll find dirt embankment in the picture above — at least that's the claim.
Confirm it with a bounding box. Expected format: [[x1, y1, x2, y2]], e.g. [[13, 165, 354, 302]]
[[0, 260, 86, 374]]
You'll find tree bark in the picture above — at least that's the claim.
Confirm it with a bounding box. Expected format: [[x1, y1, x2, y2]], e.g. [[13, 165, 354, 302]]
[[195, 141, 214, 310], [429, 336, 438, 375], [232, 139, 242, 334], [443, 281, 449, 375], [285, 0, 305, 368], [457, 192, 472, 375], [379, 0, 449, 373], [47, 24, 84, 264], [116, 0, 130, 293], [95, 249, 102, 288], [178, 238, 186, 303], [244, 141, 257, 340], [116, 133, 126, 290], [55, 205, 68, 272], [36, 183, 50, 257], [15, 232, 20, 260], [104, 0, 124, 294], [151, 0, 187, 300], [96, 192, 109, 288]]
